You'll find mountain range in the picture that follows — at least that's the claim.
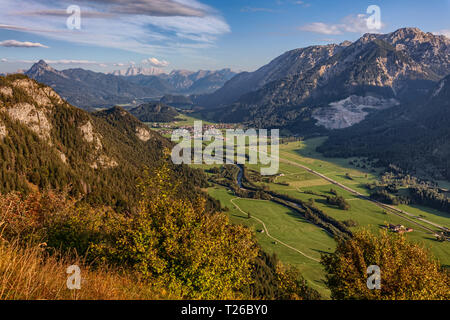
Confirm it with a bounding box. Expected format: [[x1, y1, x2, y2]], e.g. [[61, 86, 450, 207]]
[[24, 61, 236, 110], [196, 28, 449, 134], [111, 65, 165, 76]]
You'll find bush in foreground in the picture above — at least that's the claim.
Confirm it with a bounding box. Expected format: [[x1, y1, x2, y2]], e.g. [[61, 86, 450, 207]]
[[0, 163, 319, 300], [321, 229, 450, 300]]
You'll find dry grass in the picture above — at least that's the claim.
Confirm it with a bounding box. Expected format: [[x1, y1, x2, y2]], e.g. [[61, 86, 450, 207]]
[[0, 238, 173, 300]]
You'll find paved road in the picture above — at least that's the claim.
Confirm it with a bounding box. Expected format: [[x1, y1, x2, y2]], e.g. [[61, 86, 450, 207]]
[[279, 157, 447, 235]]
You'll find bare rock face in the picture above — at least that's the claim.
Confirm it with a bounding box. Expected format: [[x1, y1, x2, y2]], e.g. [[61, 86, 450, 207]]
[[12, 79, 63, 107], [136, 126, 152, 142], [0, 78, 67, 142], [312, 95, 400, 129], [78, 120, 118, 169], [90, 154, 118, 169], [79, 120, 102, 150], [0, 76, 119, 170], [56, 150, 67, 164], [0, 86, 13, 98], [0, 121, 6, 139], [6, 102, 52, 141], [380, 28, 450, 77]]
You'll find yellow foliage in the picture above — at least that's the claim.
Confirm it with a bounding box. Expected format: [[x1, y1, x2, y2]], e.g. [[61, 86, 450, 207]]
[[321, 229, 450, 300]]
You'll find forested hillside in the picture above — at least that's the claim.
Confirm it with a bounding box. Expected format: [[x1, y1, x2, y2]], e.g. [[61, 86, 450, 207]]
[[129, 103, 179, 123], [319, 75, 450, 181], [0, 74, 209, 211]]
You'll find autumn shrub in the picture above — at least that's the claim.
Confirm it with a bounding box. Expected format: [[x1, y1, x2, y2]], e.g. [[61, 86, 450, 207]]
[[90, 164, 258, 299], [0, 163, 322, 300], [321, 229, 450, 300]]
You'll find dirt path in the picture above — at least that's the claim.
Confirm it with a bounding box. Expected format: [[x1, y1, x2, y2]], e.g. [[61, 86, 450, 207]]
[[230, 198, 321, 263]]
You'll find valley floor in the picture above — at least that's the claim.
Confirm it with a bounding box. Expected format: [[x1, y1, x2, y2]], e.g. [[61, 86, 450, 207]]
[[154, 115, 449, 299]]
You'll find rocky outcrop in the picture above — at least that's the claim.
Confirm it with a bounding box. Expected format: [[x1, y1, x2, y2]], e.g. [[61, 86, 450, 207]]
[[78, 120, 119, 169], [312, 95, 399, 129], [12, 78, 63, 107], [136, 126, 152, 142], [0, 121, 6, 139], [0, 86, 13, 98], [90, 154, 118, 169], [79, 120, 102, 150], [0, 76, 120, 170], [6, 102, 52, 140]]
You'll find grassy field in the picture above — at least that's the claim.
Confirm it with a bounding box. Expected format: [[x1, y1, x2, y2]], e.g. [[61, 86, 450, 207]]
[[207, 186, 335, 298], [190, 130, 450, 292], [277, 139, 450, 228], [146, 113, 214, 129], [245, 139, 450, 265]]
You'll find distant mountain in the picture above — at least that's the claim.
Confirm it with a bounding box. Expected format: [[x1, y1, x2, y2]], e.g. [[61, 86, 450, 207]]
[[111, 65, 165, 76], [200, 28, 449, 134], [160, 69, 237, 95], [160, 94, 194, 108], [194, 43, 350, 108], [129, 103, 179, 123], [25, 60, 163, 110], [0, 74, 211, 209], [318, 74, 450, 180], [24, 61, 236, 110]]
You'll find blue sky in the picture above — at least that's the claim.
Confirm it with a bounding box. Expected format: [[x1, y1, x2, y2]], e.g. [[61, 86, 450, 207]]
[[0, 0, 449, 74]]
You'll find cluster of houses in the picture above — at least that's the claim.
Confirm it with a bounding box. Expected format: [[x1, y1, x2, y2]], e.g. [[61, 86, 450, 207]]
[[150, 123, 238, 136], [387, 224, 414, 234], [150, 123, 173, 129]]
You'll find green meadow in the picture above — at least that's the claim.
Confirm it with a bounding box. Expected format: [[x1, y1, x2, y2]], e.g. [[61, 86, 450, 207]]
[[207, 186, 334, 298], [191, 130, 450, 293]]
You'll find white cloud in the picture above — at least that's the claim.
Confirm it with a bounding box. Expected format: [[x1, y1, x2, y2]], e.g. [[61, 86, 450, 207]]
[[0, 40, 49, 48], [78, 0, 205, 17], [299, 22, 341, 35], [299, 14, 384, 35], [0, 0, 230, 55], [44, 59, 99, 65], [434, 29, 450, 38], [241, 7, 275, 13], [3, 59, 111, 66], [142, 57, 170, 67]]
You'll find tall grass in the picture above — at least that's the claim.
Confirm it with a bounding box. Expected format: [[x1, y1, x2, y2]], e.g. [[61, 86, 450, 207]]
[[0, 237, 174, 300]]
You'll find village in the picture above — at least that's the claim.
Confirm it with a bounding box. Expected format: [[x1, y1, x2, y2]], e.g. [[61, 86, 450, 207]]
[[149, 122, 238, 136]]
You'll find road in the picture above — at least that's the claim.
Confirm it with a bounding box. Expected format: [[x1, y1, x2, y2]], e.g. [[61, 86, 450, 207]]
[[279, 157, 447, 235], [230, 198, 321, 263]]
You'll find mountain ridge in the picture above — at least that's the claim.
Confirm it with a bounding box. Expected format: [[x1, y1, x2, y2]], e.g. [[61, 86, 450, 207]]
[[24, 61, 236, 110], [200, 28, 449, 134], [318, 74, 450, 180], [0, 74, 212, 210]]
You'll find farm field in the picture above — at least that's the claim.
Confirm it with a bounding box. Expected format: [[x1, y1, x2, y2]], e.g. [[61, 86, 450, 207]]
[[146, 112, 214, 130], [190, 130, 450, 289], [246, 139, 450, 265], [277, 139, 450, 230], [207, 186, 335, 298]]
